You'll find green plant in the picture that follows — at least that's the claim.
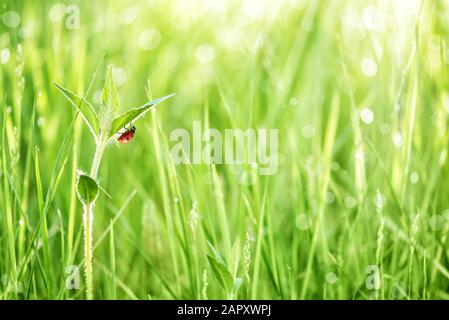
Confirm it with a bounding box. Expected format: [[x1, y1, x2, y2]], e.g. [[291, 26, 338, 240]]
[[3, 0, 449, 301], [54, 66, 174, 299]]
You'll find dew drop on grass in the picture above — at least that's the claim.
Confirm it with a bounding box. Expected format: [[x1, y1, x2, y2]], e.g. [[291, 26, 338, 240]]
[[362, 5, 383, 32], [138, 29, 161, 51], [49, 4, 66, 22], [325, 272, 338, 284], [295, 213, 312, 230], [325, 191, 335, 204], [220, 28, 240, 50], [37, 117, 45, 127], [344, 196, 357, 209], [19, 26, 33, 39], [301, 124, 316, 139], [195, 44, 215, 64], [2, 11, 21, 28], [410, 172, 419, 184], [1, 48, 11, 64], [379, 123, 391, 135], [392, 132, 403, 148], [6, 106, 12, 114], [360, 108, 374, 124], [361, 57, 377, 77]]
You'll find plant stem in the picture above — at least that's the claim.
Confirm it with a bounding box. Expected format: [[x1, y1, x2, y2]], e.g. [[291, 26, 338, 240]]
[[83, 139, 106, 300], [83, 202, 94, 300], [90, 140, 105, 178]]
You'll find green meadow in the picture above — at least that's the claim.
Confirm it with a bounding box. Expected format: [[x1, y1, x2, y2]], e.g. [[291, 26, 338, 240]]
[[1, 0, 449, 300]]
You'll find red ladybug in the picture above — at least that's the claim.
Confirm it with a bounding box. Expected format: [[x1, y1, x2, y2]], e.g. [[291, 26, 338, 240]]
[[117, 125, 136, 144]]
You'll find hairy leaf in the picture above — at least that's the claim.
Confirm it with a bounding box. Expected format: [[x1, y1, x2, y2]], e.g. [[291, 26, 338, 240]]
[[54, 83, 99, 139], [76, 174, 99, 205], [108, 93, 175, 138], [101, 66, 119, 117]]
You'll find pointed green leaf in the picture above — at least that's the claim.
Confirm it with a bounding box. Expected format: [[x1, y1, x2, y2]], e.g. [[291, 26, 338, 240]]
[[76, 174, 99, 205], [207, 254, 233, 293], [54, 83, 99, 139], [101, 66, 119, 116], [207, 240, 226, 265], [108, 93, 175, 139]]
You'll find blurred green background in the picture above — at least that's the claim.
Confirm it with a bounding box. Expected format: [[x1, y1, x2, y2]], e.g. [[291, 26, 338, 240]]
[[1, 0, 449, 299]]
